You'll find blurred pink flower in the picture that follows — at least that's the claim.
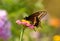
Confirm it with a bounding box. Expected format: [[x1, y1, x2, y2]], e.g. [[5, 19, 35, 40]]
[[0, 10, 11, 41]]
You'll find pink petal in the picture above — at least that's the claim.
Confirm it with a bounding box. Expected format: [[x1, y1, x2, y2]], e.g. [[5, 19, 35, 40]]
[[29, 25, 35, 29], [26, 23, 31, 26], [16, 20, 22, 25], [22, 22, 31, 26], [21, 22, 27, 25]]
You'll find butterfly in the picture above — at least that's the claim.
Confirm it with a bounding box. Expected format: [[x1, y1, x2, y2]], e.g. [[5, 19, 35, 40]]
[[24, 11, 47, 27]]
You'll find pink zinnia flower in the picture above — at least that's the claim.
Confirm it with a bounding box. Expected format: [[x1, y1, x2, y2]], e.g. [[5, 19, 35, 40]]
[[16, 20, 35, 29]]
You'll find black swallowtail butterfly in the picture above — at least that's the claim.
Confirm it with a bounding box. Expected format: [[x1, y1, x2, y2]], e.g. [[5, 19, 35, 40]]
[[24, 11, 47, 26]]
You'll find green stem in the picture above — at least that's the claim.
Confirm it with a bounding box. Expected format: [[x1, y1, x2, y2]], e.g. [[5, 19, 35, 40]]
[[20, 26, 24, 41]]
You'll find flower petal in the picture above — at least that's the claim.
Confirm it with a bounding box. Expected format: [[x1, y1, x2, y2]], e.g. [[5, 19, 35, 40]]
[[16, 20, 22, 25], [29, 25, 34, 29]]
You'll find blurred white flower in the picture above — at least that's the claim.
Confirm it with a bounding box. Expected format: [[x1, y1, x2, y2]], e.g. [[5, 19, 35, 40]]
[[0, 10, 7, 21], [0, 10, 7, 17]]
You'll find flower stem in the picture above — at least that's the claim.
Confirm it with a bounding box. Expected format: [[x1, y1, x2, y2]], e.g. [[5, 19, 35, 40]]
[[20, 26, 24, 41]]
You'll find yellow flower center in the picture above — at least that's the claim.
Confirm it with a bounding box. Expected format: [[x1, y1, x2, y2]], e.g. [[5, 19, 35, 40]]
[[21, 19, 30, 24]]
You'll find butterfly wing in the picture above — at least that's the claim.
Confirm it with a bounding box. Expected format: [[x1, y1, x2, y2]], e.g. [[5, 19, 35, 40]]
[[24, 11, 41, 22], [24, 11, 47, 26], [38, 11, 47, 20]]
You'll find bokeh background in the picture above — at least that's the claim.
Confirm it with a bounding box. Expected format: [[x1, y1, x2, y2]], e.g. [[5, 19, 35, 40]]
[[0, 0, 60, 41]]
